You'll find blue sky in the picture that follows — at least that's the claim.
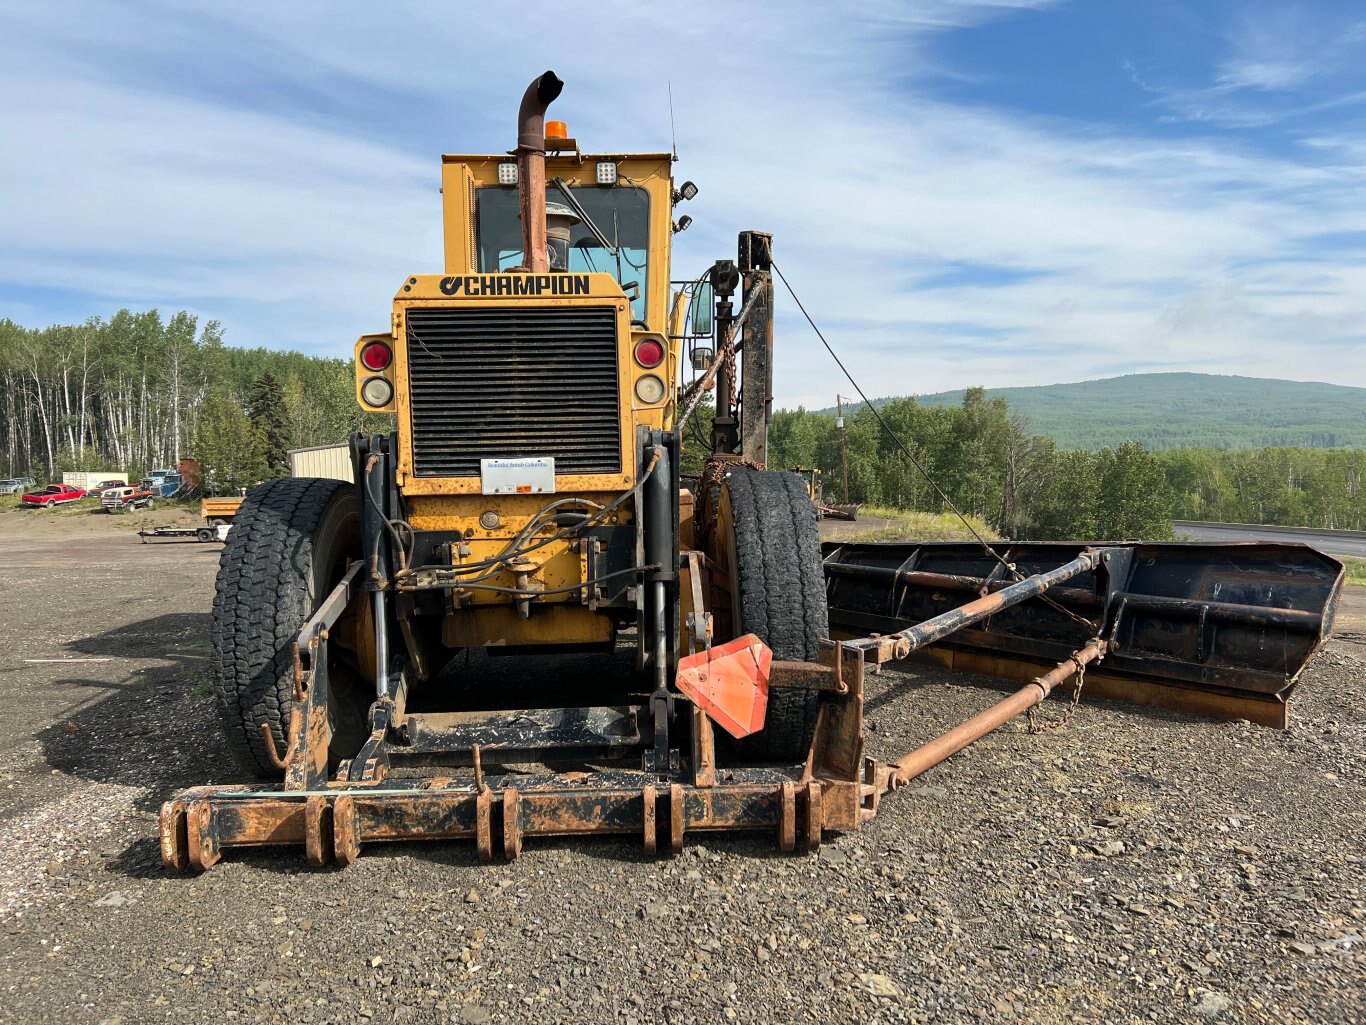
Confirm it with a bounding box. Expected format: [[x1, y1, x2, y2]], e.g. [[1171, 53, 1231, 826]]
[[1, 0, 1364, 407]]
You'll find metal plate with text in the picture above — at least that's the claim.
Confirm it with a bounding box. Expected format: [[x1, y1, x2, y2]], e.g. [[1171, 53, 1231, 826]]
[[481, 457, 556, 496]]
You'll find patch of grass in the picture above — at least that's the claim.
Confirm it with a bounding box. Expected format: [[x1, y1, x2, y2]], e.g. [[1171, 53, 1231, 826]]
[[7, 494, 100, 513], [1341, 556, 1366, 587], [52, 497, 104, 515], [179, 665, 214, 697], [848, 506, 1001, 543]]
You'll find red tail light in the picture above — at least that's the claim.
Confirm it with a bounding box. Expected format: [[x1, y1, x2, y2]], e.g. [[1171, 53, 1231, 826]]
[[634, 337, 665, 368], [360, 340, 392, 371]]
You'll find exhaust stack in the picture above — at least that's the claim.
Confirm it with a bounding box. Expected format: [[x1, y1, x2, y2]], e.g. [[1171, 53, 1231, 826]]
[[516, 70, 564, 274]]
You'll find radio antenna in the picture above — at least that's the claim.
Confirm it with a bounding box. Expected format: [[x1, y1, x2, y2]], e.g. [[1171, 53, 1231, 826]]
[[668, 81, 678, 160]]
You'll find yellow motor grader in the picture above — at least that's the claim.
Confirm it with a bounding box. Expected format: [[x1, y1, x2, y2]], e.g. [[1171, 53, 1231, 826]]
[[161, 72, 1344, 869]]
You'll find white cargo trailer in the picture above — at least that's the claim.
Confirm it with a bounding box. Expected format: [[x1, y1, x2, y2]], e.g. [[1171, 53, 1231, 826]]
[[287, 444, 352, 482], [63, 470, 126, 489]]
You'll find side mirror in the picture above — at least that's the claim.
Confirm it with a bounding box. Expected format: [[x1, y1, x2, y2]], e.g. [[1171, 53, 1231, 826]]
[[686, 283, 714, 337]]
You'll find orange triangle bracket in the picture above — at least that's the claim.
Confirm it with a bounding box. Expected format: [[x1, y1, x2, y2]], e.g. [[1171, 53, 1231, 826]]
[[675, 633, 772, 739]]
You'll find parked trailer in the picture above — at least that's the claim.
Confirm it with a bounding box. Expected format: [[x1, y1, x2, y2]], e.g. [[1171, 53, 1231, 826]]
[[138, 524, 229, 544]]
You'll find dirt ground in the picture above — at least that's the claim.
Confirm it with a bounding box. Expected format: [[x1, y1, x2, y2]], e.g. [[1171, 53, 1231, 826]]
[[0, 502, 202, 538], [0, 516, 1361, 1024]]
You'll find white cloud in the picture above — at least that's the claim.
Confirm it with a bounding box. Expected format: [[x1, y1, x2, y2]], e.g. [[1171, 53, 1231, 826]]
[[1130, 7, 1366, 128], [0, 0, 1363, 409]]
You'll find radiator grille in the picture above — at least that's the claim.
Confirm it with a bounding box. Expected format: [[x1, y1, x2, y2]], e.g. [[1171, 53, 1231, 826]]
[[405, 306, 622, 478]]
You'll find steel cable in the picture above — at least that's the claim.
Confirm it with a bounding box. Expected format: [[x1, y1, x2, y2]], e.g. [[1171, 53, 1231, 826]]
[[771, 261, 1098, 635]]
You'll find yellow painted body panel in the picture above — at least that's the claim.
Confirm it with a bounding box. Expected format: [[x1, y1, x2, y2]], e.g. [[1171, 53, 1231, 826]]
[[439, 154, 674, 332], [388, 274, 674, 494], [350, 150, 683, 635]]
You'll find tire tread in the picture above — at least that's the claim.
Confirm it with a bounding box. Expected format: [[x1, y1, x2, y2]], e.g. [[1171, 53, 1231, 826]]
[[210, 476, 353, 777], [723, 467, 827, 761]]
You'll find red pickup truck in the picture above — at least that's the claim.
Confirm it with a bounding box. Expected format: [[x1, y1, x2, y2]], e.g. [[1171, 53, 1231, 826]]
[[21, 484, 87, 508]]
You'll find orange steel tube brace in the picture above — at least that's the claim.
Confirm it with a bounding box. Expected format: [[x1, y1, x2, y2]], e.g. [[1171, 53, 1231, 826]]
[[891, 638, 1108, 785]]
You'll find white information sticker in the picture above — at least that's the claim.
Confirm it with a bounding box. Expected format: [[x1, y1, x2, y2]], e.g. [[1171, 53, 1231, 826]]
[[480, 457, 556, 496]]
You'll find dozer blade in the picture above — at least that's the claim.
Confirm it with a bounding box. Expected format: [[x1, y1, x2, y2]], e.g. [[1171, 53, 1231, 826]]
[[823, 540, 1343, 727]]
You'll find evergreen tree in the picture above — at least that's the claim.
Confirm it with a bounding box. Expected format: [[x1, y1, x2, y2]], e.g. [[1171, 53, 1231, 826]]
[[194, 388, 267, 493], [247, 371, 291, 477]]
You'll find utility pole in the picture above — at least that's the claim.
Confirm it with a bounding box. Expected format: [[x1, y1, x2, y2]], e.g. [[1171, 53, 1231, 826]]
[[835, 394, 853, 505]]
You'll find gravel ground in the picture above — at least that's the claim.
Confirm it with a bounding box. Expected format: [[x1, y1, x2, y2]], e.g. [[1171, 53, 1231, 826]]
[[0, 521, 1362, 1024], [815, 515, 896, 542]]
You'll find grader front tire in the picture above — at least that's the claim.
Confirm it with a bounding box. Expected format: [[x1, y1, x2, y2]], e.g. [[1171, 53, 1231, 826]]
[[714, 466, 828, 762], [210, 477, 368, 778]]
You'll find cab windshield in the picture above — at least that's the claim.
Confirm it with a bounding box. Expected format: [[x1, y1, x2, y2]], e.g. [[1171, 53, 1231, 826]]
[[475, 186, 650, 320]]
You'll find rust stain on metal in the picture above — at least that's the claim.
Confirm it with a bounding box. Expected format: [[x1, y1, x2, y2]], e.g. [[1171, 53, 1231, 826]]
[[669, 784, 684, 855], [779, 780, 796, 853], [156, 537, 1341, 869], [334, 795, 360, 866], [642, 785, 657, 855], [503, 788, 523, 861], [305, 795, 331, 867], [803, 781, 822, 852], [476, 789, 493, 864]]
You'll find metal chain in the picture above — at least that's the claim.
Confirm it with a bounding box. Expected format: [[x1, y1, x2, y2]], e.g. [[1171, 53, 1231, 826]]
[[724, 336, 739, 417], [697, 455, 764, 544], [1026, 661, 1086, 733], [701, 455, 762, 492], [1036, 591, 1101, 635]]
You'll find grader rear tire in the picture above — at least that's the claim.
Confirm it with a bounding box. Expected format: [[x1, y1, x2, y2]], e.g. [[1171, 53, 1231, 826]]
[[210, 477, 369, 778], [713, 466, 827, 762]]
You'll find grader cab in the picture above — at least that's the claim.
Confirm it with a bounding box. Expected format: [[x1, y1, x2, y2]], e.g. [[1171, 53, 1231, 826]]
[[161, 72, 1344, 869]]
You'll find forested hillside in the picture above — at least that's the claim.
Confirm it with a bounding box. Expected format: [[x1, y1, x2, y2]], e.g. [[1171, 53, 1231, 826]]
[[826, 374, 1366, 451], [771, 391, 1175, 540], [0, 312, 390, 489], [771, 392, 1366, 538]]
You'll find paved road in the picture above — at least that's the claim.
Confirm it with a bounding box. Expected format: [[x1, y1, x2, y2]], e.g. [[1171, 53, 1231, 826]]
[[1174, 520, 1366, 558]]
